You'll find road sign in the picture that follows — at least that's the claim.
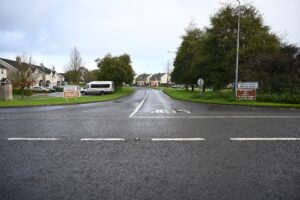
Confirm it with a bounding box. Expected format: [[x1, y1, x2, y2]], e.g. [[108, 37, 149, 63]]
[[63, 85, 80, 99], [238, 82, 259, 89], [197, 78, 204, 88], [237, 89, 256, 100]]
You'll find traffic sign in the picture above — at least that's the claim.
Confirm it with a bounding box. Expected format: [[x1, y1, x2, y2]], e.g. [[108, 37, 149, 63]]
[[238, 82, 259, 89]]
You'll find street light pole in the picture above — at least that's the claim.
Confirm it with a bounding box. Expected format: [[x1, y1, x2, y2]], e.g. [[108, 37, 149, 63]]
[[235, 0, 241, 98]]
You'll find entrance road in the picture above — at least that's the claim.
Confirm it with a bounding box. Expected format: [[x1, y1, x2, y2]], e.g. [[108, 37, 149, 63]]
[[1, 88, 300, 200]]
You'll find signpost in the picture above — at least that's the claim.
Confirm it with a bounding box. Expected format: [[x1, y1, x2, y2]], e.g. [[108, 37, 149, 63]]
[[197, 78, 204, 91], [63, 85, 80, 102], [236, 82, 258, 101]]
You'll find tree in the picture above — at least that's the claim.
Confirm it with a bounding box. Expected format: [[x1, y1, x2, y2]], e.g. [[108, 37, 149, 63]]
[[204, 3, 280, 90], [10, 54, 39, 99], [66, 47, 83, 84], [172, 22, 205, 91], [95, 54, 135, 89]]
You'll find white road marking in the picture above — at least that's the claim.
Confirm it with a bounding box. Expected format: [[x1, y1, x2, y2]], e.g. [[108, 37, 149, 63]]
[[129, 91, 148, 117], [151, 138, 205, 141], [132, 115, 300, 119], [7, 138, 60, 141], [81, 138, 125, 141], [230, 138, 300, 141]]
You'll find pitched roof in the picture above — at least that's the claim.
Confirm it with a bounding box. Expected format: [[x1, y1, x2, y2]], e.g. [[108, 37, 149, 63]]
[[150, 73, 166, 81], [136, 73, 151, 81], [0, 58, 55, 74]]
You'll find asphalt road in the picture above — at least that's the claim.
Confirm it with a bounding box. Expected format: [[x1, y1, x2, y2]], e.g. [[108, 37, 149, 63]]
[[1, 88, 300, 200]]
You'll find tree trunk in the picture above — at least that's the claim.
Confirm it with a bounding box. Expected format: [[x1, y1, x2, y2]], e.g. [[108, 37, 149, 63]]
[[185, 84, 188, 91], [191, 84, 194, 91], [21, 88, 24, 99], [202, 83, 206, 93]]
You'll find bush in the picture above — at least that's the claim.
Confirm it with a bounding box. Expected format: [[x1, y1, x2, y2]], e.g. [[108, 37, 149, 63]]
[[257, 92, 300, 104], [13, 89, 33, 96]]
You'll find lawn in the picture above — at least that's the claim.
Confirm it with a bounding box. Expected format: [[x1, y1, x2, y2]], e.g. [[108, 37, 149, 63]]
[[163, 88, 300, 109], [0, 87, 134, 107]]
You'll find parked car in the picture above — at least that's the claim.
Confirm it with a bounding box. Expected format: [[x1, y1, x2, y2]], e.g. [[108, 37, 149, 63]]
[[53, 85, 64, 92], [80, 81, 114, 95], [32, 86, 50, 92]]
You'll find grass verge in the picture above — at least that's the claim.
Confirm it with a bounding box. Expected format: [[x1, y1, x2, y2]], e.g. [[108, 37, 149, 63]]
[[163, 88, 300, 109], [0, 87, 134, 108]]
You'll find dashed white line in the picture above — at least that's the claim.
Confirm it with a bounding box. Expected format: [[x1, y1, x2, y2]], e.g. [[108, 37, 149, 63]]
[[129, 91, 148, 118], [7, 138, 60, 141], [81, 138, 125, 141], [230, 138, 300, 141], [131, 115, 300, 119], [151, 138, 205, 141]]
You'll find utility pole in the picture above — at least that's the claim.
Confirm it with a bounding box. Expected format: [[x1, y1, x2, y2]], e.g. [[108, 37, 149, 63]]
[[235, 0, 241, 98]]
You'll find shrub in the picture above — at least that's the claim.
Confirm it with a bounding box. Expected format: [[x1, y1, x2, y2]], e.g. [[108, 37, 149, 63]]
[[13, 89, 33, 96], [257, 92, 300, 104]]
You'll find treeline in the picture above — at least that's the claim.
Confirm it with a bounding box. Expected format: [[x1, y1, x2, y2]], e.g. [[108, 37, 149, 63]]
[[65, 48, 135, 90], [171, 3, 300, 94]]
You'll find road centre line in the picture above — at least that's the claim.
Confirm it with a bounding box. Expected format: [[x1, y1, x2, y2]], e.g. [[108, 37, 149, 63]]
[[151, 138, 205, 141], [132, 115, 300, 119], [129, 90, 149, 118], [7, 138, 60, 141], [231, 138, 300, 141], [81, 138, 125, 141]]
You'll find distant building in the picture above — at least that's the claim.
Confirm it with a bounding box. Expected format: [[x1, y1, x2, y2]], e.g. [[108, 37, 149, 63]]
[[0, 65, 7, 81], [0, 58, 64, 88], [134, 72, 172, 87], [135, 73, 151, 86]]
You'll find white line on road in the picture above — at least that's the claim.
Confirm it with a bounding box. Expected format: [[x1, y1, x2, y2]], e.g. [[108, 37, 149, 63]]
[[129, 91, 149, 118], [81, 138, 125, 141], [7, 138, 60, 141], [151, 138, 205, 141], [230, 138, 300, 141], [132, 115, 300, 119]]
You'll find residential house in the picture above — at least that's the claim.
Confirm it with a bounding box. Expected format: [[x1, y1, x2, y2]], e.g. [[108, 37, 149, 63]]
[[149, 73, 165, 87], [0, 58, 64, 88], [135, 73, 151, 86], [0, 65, 7, 81]]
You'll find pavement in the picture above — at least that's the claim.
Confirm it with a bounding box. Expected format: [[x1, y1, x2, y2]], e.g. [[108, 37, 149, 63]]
[[0, 87, 300, 200]]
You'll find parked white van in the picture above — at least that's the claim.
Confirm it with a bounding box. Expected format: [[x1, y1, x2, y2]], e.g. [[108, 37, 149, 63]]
[[80, 81, 115, 95]]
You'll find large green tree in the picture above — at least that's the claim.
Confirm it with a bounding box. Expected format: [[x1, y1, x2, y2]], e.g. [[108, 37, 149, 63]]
[[204, 3, 280, 90], [95, 54, 135, 89], [172, 23, 205, 91]]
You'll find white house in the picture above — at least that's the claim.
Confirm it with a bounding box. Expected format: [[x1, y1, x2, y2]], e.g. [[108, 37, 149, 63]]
[[0, 65, 7, 81], [0, 58, 65, 88]]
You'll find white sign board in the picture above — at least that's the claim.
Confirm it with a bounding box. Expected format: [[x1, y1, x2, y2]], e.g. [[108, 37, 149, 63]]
[[197, 78, 204, 88], [63, 85, 80, 99], [238, 82, 259, 89]]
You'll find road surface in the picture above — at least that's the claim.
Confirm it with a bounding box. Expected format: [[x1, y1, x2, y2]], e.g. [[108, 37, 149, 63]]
[[1, 88, 300, 200]]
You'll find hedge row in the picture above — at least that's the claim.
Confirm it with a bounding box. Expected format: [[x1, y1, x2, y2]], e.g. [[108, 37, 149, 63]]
[[13, 89, 33, 96]]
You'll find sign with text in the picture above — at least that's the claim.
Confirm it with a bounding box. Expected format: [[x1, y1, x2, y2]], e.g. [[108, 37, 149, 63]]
[[238, 82, 259, 89], [237, 89, 256, 100], [63, 85, 80, 99]]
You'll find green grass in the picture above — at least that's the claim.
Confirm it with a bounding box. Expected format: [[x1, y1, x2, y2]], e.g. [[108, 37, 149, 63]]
[[0, 87, 134, 107], [163, 88, 300, 109]]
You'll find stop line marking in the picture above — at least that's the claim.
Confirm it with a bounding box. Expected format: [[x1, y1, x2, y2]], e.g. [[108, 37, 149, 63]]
[[230, 138, 300, 141], [81, 138, 125, 141], [7, 138, 60, 141], [5, 137, 300, 142], [151, 138, 205, 141]]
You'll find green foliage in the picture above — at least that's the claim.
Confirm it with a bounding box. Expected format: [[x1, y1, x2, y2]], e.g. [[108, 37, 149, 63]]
[[13, 89, 32, 96], [257, 92, 300, 104], [95, 54, 135, 89], [171, 3, 299, 93]]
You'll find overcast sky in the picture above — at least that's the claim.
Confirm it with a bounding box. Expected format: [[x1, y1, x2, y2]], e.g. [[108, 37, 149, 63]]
[[0, 0, 299, 74]]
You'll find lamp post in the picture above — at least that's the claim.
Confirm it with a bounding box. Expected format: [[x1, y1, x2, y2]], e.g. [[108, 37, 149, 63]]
[[235, 0, 241, 97]]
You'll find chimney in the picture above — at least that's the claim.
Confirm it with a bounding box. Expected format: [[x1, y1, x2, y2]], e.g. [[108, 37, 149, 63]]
[[16, 56, 21, 63]]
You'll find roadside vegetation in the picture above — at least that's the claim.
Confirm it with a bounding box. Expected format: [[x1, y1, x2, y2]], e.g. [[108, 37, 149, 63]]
[[164, 88, 300, 109], [0, 87, 134, 108], [171, 3, 300, 99]]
